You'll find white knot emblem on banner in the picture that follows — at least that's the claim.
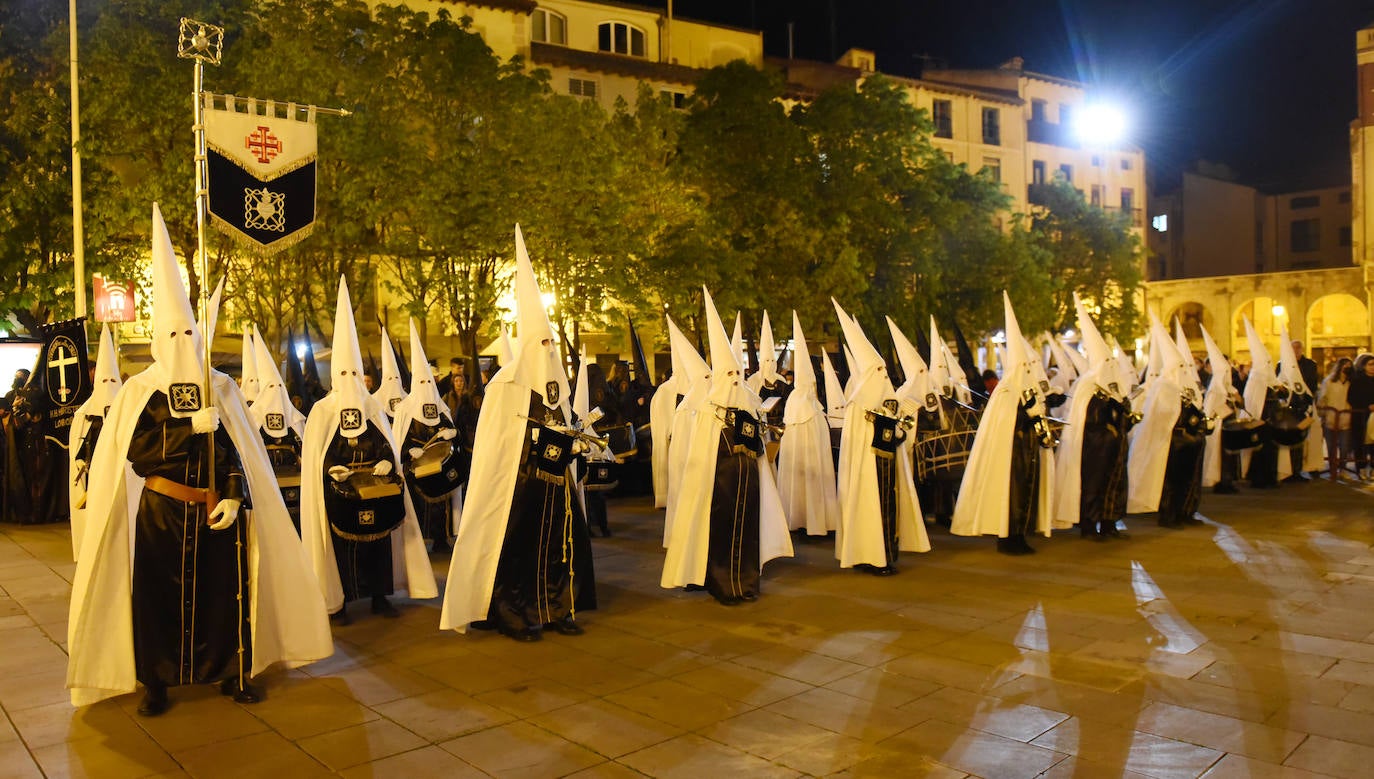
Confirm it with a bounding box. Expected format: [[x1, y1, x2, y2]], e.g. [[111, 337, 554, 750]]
[[244, 187, 286, 232]]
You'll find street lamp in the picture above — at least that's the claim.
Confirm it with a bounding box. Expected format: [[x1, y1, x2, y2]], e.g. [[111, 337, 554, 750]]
[[1074, 103, 1129, 147]]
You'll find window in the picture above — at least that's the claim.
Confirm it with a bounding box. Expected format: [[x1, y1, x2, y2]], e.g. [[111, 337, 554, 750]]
[[1290, 195, 1320, 209], [1091, 155, 1102, 167], [1290, 218, 1320, 252], [1340, 190, 1352, 204], [1090, 185, 1102, 207], [1032, 160, 1046, 185], [1031, 99, 1047, 122], [1058, 164, 1073, 183], [659, 90, 687, 109], [1120, 187, 1134, 213], [932, 100, 952, 138], [568, 78, 598, 99], [1058, 103, 1072, 127], [981, 107, 1000, 145], [598, 21, 646, 57], [981, 157, 1001, 183], [1120, 157, 1133, 171], [1340, 225, 1353, 247], [1152, 214, 1168, 232], [531, 9, 567, 45]]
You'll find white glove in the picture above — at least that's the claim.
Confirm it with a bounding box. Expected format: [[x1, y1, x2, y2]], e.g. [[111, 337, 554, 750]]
[[328, 465, 352, 483], [373, 459, 393, 477], [191, 407, 220, 434], [408, 447, 425, 461], [208, 497, 241, 530], [438, 428, 457, 441], [572, 440, 588, 455]]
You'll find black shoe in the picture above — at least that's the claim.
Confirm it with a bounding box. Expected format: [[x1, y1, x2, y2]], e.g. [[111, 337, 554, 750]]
[[1101, 525, 1129, 540], [329, 606, 352, 626], [740, 591, 759, 602], [996, 537, 1035, 556], [371, 597, 401, 619], [684, 583, 706, 592], [469, 619, 497, 631], [219, 678, 262, 704], [871, 565, 898, 576], [1213, 484, 1239, 494], [137, 685, 169, 717], [548, 617, 584, 636], [499, 624, 542, 642]]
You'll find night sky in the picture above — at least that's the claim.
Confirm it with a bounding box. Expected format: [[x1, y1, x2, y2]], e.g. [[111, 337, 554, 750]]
[[672, 0, 1374, 194]]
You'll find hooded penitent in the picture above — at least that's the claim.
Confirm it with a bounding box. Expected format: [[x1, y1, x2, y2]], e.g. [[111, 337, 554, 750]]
[[746, 311, 783, 392], [777, 311, 840, 536], [951, 292, 1053, 540], [1044, 331, 1078, 397], [1126, 315, 1186, 513], [928, 317, 972, 405], [390, 318, 464, 532], [249, 325, 306, 441], [661, 287, 792, 594], [1199, 322, 1236, 487], [1277, 321, 1323, 472], [68, 324, 123, 560], [441, 225, 592, 633], [821, 350, 846, 428], [833, 300, 928, 568], [300, 276, 436, 613], [651, 315, 692, 509], [240, 326, 260, 404], [1052, 294, 1132, 531], [373, 331, 407, 418], [889, 318, 934, 415], [68, 203, 333, 706], [661, 317, 713, 543]]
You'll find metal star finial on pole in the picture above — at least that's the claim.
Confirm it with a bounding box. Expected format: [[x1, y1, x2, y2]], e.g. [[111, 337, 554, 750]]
[[177, 18, 223, 65]]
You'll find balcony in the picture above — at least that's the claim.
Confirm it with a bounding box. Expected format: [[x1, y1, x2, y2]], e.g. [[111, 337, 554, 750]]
[[1027, 119, 1071, 147]]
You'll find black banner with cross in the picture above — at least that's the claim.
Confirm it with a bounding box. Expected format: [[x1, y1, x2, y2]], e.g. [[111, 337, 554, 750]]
[[26, 317, 91, 443]]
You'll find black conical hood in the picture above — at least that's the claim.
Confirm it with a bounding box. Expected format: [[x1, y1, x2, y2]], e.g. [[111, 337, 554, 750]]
[[628, 314, 653, 386]]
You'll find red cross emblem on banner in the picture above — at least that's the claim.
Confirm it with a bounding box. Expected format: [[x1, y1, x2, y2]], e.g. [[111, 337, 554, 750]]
[[245, 125, 282, 164]]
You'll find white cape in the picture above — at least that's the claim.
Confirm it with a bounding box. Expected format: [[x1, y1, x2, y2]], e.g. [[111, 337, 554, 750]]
[[777, 392, 839, 536], [834, 399, 928, 566], [67, 371, 334, 706], [650, 375, 685, 509], [1126, 376, 1181, 514], [951, 384, 1052, 538], [300, 392, 437, 613]]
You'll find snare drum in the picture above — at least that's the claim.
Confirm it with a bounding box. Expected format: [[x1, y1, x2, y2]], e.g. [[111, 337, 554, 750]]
[[325, 465, 405, 542], [1221, 418, 1268, 452], [409, 439, 468, 500]]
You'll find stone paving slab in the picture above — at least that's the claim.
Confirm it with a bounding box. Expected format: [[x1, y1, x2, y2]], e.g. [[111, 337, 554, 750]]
[[4, 476, 1374, 776]]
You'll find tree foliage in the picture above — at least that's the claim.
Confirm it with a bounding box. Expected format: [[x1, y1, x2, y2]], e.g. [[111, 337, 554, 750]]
[[0, 0, 1142, 363]]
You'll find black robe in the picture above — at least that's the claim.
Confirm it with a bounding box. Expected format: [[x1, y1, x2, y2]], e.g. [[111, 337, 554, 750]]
[[322, 424, 399, 603], [1159, 403, 1207, 525], [488, 393, 597, 632], [1079, 392, 1130, 535], [1007, 403, 1042, 539], [400, 417, 458, 543], [260, 429, 303, 533], [128, 392, 250, 689], [704, 411, 763, 601]]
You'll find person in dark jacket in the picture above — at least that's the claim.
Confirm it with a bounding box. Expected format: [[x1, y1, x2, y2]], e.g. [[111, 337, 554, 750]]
[[1348, 354, 1374, 479]]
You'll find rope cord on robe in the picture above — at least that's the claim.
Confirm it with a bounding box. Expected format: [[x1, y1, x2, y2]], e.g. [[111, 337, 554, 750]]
[[563, 478, 575, 620]]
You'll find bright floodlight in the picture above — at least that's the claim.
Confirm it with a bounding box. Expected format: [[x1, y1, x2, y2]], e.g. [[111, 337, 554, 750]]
[[1075, 103, 1128, 146]]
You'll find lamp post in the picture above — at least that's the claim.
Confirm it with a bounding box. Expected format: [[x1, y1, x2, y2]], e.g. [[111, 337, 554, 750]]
[[69, 0, 85, 318]]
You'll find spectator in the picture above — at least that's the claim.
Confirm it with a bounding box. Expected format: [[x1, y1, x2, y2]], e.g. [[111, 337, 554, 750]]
[[1317, 357, 1354, 480], [1348, 354, 1374, 479]]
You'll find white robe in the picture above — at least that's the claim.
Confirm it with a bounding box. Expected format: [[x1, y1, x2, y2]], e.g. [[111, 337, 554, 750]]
[[776, 387, 839, 535], [1126, 376, 1182, 514], [834, 382, 928, 567], [1052, 368, 1110, 529], [650, 375, 685, 509], [67, 371, 334, 706], [300, 392, 437, 614], [661, 394, 793, 588]]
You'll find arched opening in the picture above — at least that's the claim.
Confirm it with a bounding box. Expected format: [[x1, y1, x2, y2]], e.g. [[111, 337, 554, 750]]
[[1307, 293, 1369, 372], [1232, 297, 1289, 366], [1164, 301, 1212, 357]]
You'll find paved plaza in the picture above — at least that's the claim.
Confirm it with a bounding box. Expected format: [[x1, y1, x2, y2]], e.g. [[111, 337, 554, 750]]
[[4, 479, 1374, 778]]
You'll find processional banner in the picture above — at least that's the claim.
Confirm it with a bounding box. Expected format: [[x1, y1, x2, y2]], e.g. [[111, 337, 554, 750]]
[[27, 318, 91, 441], [204, 93, 317, 254]]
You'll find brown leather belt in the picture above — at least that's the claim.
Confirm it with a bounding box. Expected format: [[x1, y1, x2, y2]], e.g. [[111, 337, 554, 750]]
[[144, 475, 213, 504]]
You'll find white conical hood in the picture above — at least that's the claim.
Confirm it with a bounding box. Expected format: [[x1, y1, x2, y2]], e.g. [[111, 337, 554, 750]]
[[667, 314, 710, 392], [148, 202, 207, 416], [1276, 322, 1308, 394], [405, 319, 446, 427], [373, 330, 407, 416], [1146, 314, 1182, 386], [664, 315, 687, 386], [1044, 331, 1076, 382], [1200, 323, 1233, 394], [1001, 291, 1029, 376], [730, 313, 744, 366], [240, 325, 260, 403], [85, 324, 121, 417], [329, 275, 370, 438], [790, 311, 816, 398], [888, 317, 932, 406], [1063, 340, 1090, 377], [755, 311, 781, 383], [1243, 315, 1272, 378], [832, 299, 884, 383], [492, 225, 570, 418], [498, 324, 516, 366], [928, 317, 951, 395], [1174, 318, 1203, 394], [704, 287, 749, 407], [821, 350, 845, 424], [203, 276, 225, 354], [1075, 294, 1110, 368], [250, 325, 304, 438]]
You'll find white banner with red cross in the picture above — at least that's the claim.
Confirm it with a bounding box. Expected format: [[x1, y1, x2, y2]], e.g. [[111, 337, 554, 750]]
[[204, 93, 318, 254]]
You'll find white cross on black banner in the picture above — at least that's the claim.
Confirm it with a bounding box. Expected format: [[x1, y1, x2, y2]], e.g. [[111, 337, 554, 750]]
[[28, 317, 91, 441]]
